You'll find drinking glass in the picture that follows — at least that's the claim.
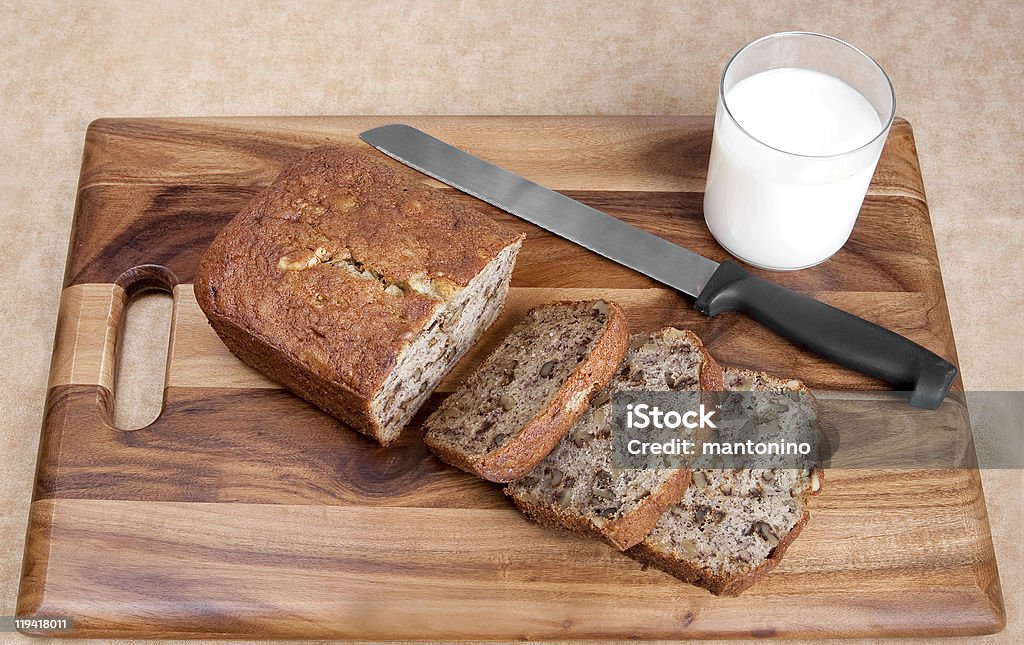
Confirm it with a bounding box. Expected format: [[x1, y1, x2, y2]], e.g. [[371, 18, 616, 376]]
[[703, 32, 896, 271]]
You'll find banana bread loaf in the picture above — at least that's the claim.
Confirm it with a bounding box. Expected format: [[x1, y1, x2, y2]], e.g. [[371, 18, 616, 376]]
[[194, 147, 525, 445]]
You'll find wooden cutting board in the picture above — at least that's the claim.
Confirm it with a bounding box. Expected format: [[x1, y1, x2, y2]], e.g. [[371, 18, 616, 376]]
[[17, 116, 1004, 639]]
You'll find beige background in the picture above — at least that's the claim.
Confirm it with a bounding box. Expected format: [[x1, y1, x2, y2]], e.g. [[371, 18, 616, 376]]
[[1, 0, 1021, 643]]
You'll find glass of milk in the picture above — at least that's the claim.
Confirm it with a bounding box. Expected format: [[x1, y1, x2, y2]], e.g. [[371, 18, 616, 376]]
[[704, 32, 895, 270]]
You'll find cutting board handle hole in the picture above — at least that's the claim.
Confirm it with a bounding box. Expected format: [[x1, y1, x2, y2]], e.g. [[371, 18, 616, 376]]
[[109, 266, 177, 431]]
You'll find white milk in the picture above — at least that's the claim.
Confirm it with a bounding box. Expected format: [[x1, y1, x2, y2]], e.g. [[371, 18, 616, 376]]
[[704, 67, 884, 270]]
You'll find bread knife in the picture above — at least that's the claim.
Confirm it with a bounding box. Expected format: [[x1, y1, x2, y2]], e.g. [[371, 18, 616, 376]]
[[359, 124, 957, 409]]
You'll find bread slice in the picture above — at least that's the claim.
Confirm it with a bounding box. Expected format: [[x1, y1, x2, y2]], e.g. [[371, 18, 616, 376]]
[[505, 328, 723, 550], [424, 300, 629, 482], [194, 147, 524, 446], [626, 367, 823, 596]]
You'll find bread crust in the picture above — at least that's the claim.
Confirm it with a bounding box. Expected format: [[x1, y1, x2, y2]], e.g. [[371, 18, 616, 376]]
[[194, 146, 524, 444], [685, 329, 725, 395], [426, 301, 630, 482]]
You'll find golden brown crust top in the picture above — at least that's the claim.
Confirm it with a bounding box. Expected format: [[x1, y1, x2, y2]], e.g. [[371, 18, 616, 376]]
[[195, 146, 524, 398]]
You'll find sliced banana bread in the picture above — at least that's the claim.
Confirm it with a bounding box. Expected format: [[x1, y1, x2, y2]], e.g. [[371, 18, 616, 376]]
[[424, 300, 629, 482], [626, 368, 823, 596], [505, 328, 723, 550]]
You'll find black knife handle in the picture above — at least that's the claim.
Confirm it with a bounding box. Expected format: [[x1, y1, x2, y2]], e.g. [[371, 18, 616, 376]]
[[694, 261, 957, 409]]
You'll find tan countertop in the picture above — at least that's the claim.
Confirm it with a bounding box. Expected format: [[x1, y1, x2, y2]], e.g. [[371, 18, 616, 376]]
[[1, 1, 1020, 643]]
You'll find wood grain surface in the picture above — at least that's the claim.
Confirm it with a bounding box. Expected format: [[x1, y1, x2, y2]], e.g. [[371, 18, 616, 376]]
[[16, 116, 1004, 638]]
